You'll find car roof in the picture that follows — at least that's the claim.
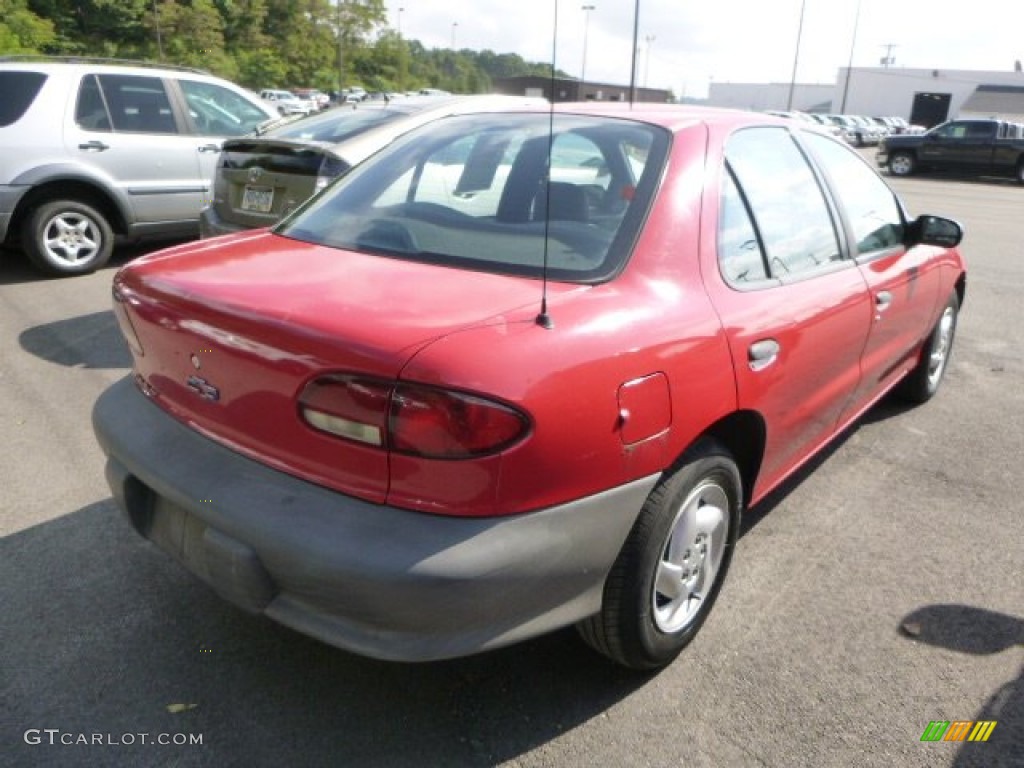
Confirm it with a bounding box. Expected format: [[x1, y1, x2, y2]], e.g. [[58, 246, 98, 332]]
[[543, 101, 794, 134], [0, 56, 217, 80]]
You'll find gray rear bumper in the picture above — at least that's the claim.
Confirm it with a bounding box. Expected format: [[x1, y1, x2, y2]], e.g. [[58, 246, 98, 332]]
[[92, 376, 656, 661]]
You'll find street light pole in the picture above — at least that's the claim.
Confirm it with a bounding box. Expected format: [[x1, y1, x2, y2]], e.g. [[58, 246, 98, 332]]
[[644, 34, 655, 89], [397, 6, 404, 38], [451, 21, 458, 50], [337, 0, 346, 97], [581, 5, 595, 100], [786, 0, 807, 111]]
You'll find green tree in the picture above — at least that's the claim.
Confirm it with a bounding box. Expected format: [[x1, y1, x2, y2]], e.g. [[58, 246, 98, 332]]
[[28, 0, 151, 56], [0, 0, 56, 53]]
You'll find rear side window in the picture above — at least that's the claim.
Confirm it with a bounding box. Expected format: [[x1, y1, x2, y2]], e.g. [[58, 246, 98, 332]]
[[724, 127, 841, 279], [0, 72, 47, 127]]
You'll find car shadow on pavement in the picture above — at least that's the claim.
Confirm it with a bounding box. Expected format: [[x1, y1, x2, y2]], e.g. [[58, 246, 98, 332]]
[[898, 604, 1023, 767], [3, 499, 651, 768], [19, 310, 131, 369]]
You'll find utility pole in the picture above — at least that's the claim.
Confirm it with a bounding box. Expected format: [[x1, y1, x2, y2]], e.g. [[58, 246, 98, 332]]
[[643, 35, 656, 89], [786, 0, 807, 111], [880, 43, 898, 67]]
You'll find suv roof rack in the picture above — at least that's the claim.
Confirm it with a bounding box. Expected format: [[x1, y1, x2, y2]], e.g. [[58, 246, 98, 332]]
[[0, 54, 209, 75]]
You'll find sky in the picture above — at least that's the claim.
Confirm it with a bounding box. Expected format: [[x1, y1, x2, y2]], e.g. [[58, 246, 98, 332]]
[[393, 0, 1024, 99]]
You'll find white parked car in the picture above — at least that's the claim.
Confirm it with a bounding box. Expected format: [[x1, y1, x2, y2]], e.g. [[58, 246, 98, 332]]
[[260, 89, 313, 116]]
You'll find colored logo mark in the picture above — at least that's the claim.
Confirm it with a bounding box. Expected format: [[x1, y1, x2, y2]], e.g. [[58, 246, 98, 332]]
[[920, 720, 997, 742]]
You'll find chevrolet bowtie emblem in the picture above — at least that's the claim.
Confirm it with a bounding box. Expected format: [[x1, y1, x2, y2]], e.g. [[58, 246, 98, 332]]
[[186, 375, 220, 402]]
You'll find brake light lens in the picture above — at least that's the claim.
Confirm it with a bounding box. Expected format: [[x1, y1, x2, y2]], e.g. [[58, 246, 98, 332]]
[[391, 385, 528, 458], [298, 376, 529, 459]]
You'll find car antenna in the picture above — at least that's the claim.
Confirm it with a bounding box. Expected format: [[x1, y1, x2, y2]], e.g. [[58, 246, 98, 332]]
[[536, 0, 559, 330], [628, 0, 640, 107]]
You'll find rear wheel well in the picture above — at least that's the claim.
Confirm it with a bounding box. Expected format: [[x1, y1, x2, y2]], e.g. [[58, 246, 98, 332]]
[[8, 180, 126, 245], [697, 410, 766, 510]]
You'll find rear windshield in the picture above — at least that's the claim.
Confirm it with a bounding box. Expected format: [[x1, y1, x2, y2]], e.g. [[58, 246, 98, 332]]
[[268, 106, 406, 143], [277, 113, 669, 283], [0, 72, 48, 127]]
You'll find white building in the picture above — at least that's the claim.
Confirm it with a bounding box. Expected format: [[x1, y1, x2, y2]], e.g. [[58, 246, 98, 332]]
[[707, 67, 1024, 127], [706, 82, 833, 113], [833, 67, 1024, 126]]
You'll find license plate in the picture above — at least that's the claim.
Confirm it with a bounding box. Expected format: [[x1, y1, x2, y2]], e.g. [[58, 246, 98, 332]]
[[241, 185, 274, 213]]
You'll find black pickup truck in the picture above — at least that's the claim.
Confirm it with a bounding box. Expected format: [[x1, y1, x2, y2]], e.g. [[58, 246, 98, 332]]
[[877, 119, 1024, 183]]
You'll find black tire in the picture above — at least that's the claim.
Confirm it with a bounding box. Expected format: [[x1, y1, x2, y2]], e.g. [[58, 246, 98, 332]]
[[888, 151, 916, 177], [22, 199, 114, 276], [577, 440, 742, 670], [1015, 160, 1024, 185], [896, 291, 959, 404]]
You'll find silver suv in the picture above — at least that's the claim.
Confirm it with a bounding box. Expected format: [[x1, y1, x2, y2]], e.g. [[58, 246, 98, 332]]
[[0, 57, 277, 276]]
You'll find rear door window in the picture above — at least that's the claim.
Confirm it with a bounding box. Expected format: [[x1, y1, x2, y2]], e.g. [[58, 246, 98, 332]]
[[91, 74, 178, 134], [0, 72, 47, 127], [725, 127, 842, 279]]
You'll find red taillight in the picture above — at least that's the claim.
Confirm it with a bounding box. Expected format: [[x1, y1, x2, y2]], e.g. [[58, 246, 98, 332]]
[[391, 385, 528, 458], [298, 376, 529, 459]]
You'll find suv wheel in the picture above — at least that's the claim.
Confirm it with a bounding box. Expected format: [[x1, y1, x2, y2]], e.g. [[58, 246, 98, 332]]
[[23, 200, 114, 276]]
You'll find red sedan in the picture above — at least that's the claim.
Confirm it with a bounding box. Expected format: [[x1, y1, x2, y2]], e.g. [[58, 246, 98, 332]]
[[93, 104, 965, 670]]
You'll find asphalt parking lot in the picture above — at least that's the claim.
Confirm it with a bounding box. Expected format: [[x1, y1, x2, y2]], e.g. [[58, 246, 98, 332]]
[[2, 174, 1022, 768]]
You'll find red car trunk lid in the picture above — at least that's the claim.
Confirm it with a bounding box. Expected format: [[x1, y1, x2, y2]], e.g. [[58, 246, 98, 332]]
[[117, 231, 551, 503]]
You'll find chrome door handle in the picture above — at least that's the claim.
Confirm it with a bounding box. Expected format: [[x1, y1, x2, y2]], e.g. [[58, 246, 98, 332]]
[[78, 140, 109, 152], [197, 144, 221, 153], [748, 339, 780, 372]]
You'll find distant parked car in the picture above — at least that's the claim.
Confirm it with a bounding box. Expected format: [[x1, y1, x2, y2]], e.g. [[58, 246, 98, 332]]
[[826, 114, 883, 146], [199, 95, 547, 238], [260, 89, 313, 116], [96, 104, 966, 670], [766, 110, 847, 141], [292, 88, 329, 110], [0, 56, 277, 275]]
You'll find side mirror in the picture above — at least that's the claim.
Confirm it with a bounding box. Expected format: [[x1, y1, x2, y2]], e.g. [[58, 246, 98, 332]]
[[906, 214, 963, 248]]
